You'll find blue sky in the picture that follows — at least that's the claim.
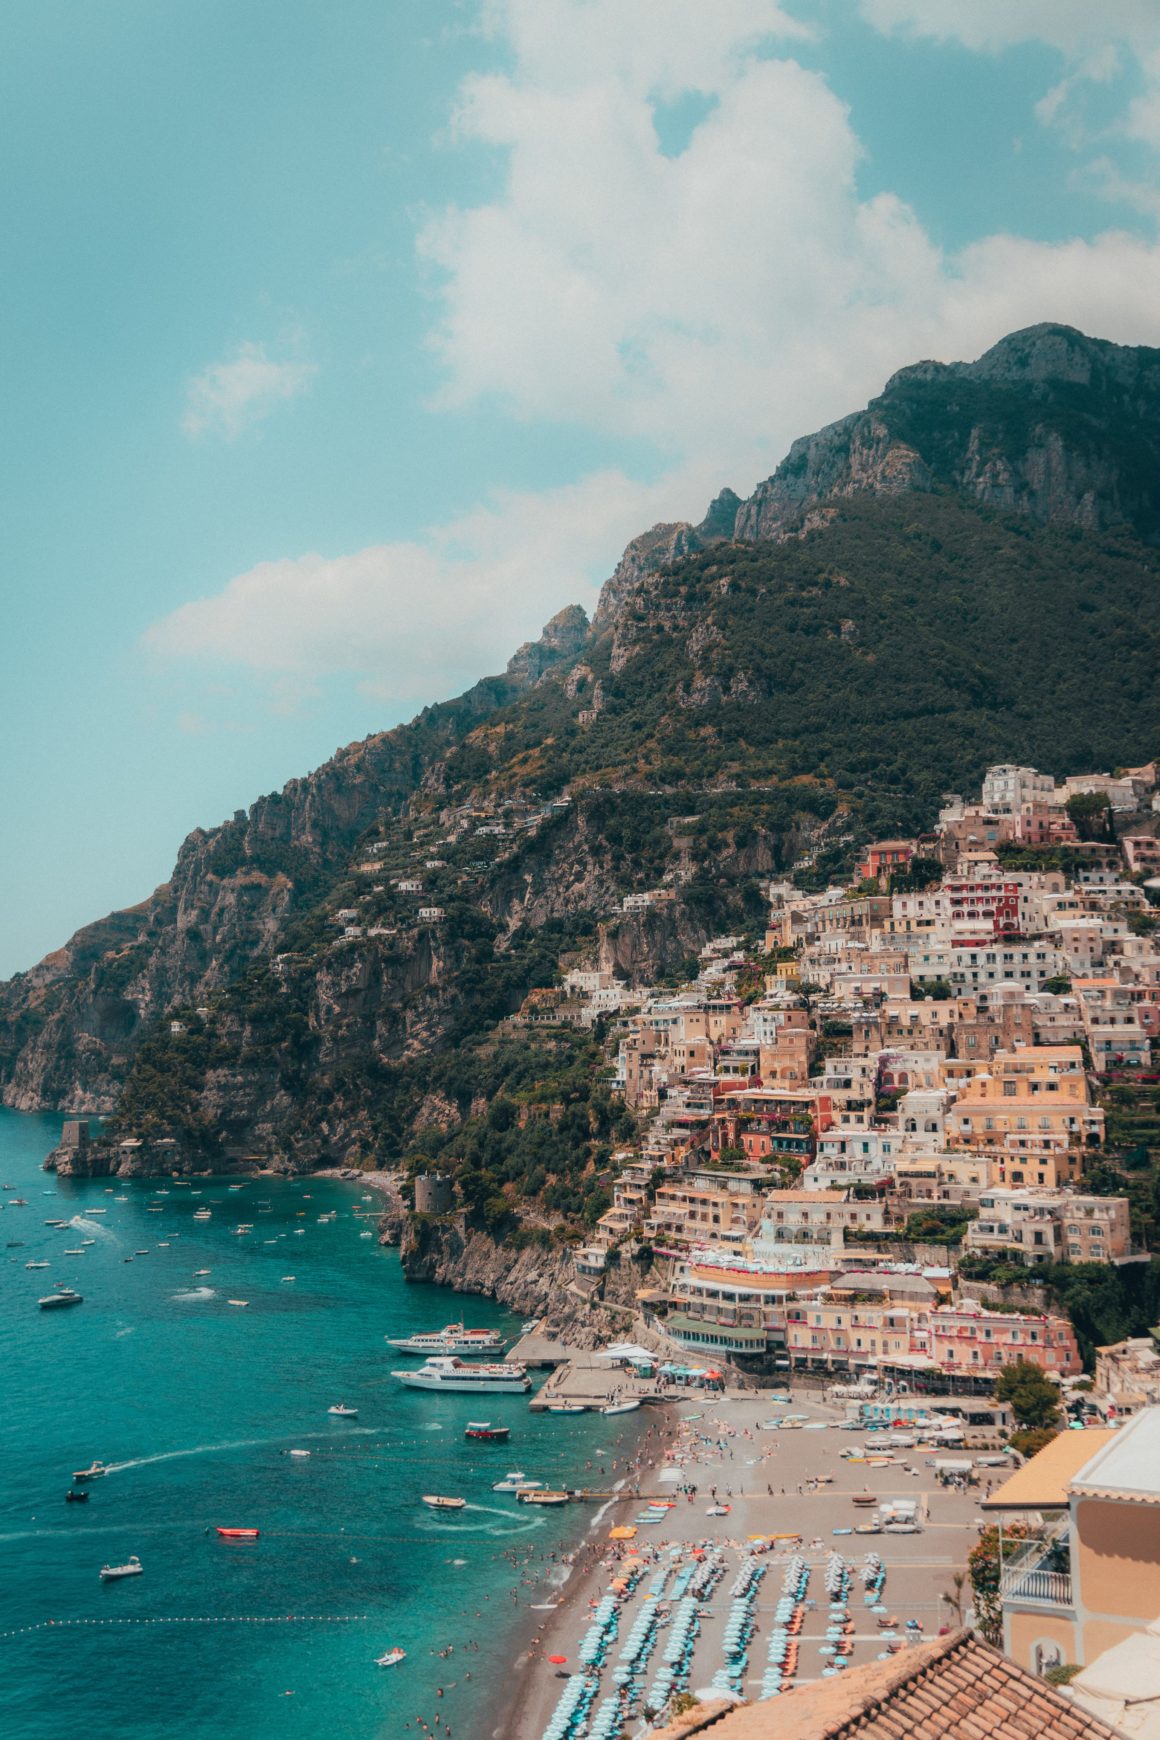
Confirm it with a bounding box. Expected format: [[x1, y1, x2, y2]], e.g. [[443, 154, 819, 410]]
[[4, 0, 1160, 977]]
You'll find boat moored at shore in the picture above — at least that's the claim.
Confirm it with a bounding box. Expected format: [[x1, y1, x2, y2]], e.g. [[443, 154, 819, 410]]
[[392, 1355, 530, 1395], [386, 1323, 505, 1356]]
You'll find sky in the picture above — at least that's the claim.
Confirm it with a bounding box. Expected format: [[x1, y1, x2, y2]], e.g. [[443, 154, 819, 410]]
[[4, 0, 1160, 978]]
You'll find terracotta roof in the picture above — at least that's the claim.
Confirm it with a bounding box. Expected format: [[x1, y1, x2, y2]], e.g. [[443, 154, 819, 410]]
[[654, 1631, 1122, 1740], [983, 1429, 1116, 1511]]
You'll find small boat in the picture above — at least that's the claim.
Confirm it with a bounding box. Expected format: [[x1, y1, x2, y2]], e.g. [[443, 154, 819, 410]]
[[194, 1269, 211, 1277], [852, 1494, 877, 1507], [422, 1495, 466, 1510], [328, 1404, 358, 1417], [73, 1461, 108, 1481], [100, 1556, 142, 1580], [63, 1249, 85, 1256], [66, 1489, 89, 1503], [216, 1527, 260, 1539], [493, 1472, 541, 1493], [854, 1522, 881, 1535], [25, 1261, 49, 1270], [287, 1449, 311, 1458], [134, 1250, 149, 1256], [706, 1504, 732, 1516], [227, 1300, 249, 1307], [519, 1490, 570, 1506], [281, 1276, 296, 1282], [465, 1421, 510, 1442], [44, 1218, 67, 1227], [193, 1210, 211, 1220], [546, 1402, 585, 1415], [602, 1399, 640, 1416], [39, 1289, 83, 1310], [376, 1648, 406, 1668]]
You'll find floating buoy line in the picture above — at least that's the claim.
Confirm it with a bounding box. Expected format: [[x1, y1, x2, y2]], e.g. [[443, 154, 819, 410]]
[[0, 1613, 370, 1640]]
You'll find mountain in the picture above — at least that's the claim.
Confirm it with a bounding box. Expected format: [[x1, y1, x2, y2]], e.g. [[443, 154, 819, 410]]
[[3, 323, 1159, 1188]]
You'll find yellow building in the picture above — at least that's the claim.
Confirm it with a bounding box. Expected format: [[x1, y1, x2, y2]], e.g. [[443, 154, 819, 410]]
[[946, 1046, 1104, 1158], [987, 1409, 1160, 1673]]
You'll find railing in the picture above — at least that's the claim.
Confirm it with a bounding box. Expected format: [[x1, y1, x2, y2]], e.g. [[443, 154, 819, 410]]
[[1001, 1566, 1073, 1607]]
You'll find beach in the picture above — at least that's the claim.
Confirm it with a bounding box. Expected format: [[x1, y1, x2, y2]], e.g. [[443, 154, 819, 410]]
[[501, 1387, 986, 1740]]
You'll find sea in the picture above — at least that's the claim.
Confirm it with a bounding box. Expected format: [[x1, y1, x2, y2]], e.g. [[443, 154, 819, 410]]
[[0, 1110, 625, 1740]]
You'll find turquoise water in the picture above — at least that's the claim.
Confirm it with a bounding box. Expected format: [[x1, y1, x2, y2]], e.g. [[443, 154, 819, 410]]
[[0, 1111, 620, 1740]]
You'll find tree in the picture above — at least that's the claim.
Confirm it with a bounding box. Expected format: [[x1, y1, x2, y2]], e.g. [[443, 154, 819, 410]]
[[968, 1521, 1037, 1644], [1065, 791, 1114, 842], [1043, 975, 1072, 994], [996, 1359, 1062, 1432]]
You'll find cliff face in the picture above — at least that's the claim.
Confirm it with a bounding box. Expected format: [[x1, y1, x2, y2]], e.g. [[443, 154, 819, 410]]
[[5, 320, 1160, 1165], [735, 324, 1160, 545]]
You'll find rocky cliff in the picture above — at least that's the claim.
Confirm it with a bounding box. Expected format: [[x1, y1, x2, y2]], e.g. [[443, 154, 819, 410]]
[[4, 321, 1160, 1177]]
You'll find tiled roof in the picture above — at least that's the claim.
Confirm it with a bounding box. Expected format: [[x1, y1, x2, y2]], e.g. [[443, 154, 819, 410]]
[[659, 1632, 1122, 1740]]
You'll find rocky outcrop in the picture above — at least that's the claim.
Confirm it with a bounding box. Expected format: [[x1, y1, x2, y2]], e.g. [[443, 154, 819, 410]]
[[733, 323, 1160, 549]]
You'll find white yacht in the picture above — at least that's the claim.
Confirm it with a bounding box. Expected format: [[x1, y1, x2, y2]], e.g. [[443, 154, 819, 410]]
[[386, 1323, 505, 1357], [392, 1355, 530, 1395], [492, 1472, 542, 1493]]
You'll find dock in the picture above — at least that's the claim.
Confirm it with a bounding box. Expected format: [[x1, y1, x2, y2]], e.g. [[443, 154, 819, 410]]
[[527, 1351, 676, 1413]]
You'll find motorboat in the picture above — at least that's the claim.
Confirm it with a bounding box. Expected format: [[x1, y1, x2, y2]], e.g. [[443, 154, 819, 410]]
[[465, 1421, 510, 1442], [216, 1527, 260, 1539], [39, 1289, 83, 1310], [287, 1449, 311, 1458], [194, 1269, 211, 1276], [492, 1472, 541, 1493], [392, 1356, 530, 1395], [386, 1323, 505, 1356], [63, 1248, 85, 1256], [281, 1276, 296, 1282], [422, 1495, 466, 1510], [546, 1401, 585, 1414], [193, 1210, 212, 1220], [376, 1648, 406, 1668], [100, 1556, 142, 1580], [328, 1403, 359, 1417], [66, 1489, 89, 1503], [44, 1218, 68, 1227], [25, 1261, 49, 1270], [73, 1461, 108, 1481], [518, 1490, 570, 1506], [227, 1299, 249, 1307], [602, 1399, 640, 1416]]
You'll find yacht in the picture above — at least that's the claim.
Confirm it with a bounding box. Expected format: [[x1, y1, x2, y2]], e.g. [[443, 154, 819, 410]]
[[392, 1356, 530, 1395], [100, 1556, 142, 1581], [39, 1289, 83, 1310], [386, 1323, 505, 1356], [493, 1472, 541, 1493]]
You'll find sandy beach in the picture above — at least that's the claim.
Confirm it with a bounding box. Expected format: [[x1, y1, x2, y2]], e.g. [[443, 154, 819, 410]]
[[500, 1388, 986, 1740]]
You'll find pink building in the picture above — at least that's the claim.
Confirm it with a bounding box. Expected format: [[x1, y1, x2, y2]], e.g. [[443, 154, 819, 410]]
[[927, 1299, 1081, 1378]]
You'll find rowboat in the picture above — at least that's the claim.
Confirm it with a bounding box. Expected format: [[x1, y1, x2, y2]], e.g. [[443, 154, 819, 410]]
[[852, 1494, 877, 1507], [216, 1527, 260, 1539], [422, 1495, 466, 1510]]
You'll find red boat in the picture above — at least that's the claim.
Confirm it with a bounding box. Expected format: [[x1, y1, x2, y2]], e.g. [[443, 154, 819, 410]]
[[464, 1421, 510, 1442], [216, 1527, 260, 1539]]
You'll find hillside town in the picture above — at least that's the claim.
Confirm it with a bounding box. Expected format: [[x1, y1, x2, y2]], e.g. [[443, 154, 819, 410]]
[[520, 762, 1160, 1413]]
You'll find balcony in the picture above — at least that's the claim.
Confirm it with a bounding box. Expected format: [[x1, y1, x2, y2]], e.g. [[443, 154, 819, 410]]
[[1000, 1519, 1074, 1612]]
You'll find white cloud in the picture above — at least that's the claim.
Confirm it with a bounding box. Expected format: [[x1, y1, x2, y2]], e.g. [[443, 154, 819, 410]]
[[151, 0, 1160, 709], [856, 1, 1160, 58], [181, 341, 316, 440], [144, 467, 710, 705]]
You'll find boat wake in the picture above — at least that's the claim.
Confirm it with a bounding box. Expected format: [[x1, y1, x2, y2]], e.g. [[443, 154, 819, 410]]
[[416, 1501, 545, 1539], [69, 1216, 117, 1242], [104, 1426, 390, 1475]]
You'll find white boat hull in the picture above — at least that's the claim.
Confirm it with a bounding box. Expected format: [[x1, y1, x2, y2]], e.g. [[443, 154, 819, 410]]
[[393, 1370, 529, 1394]]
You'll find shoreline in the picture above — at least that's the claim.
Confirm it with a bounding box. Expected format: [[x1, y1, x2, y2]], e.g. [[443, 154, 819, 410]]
[[497, 1406, 686, 1740]]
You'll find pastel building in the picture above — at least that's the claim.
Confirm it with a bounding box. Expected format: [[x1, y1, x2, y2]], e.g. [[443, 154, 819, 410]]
[[988, 1410, 1160, 1672]]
